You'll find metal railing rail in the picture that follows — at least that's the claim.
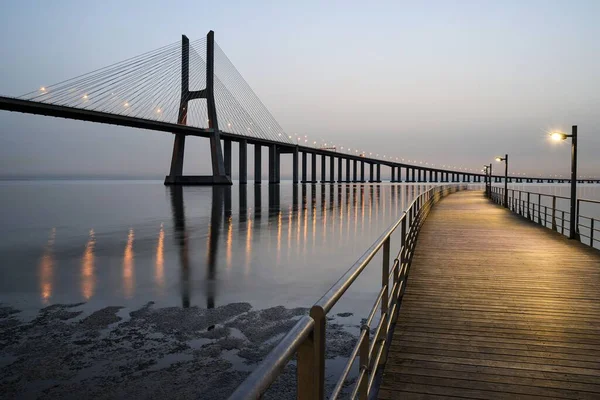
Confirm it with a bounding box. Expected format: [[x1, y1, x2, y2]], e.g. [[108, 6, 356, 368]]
[[489, 187, 599, 248], [229, 184, 468, 400]]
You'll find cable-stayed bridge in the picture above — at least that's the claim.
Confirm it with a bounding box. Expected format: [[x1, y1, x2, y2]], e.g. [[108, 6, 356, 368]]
[[0, 30, 598, 184]]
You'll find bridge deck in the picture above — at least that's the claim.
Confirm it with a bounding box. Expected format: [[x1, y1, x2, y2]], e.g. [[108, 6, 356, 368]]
[[379, 190, 600, 399]]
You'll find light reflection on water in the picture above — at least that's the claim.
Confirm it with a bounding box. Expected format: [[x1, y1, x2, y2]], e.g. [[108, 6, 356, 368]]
[[0, 181, 435, 315], [10, 181, 598, 315]]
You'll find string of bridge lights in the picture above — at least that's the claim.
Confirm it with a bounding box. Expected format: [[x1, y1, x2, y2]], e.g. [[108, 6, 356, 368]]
[[283, 133, 529, 176]]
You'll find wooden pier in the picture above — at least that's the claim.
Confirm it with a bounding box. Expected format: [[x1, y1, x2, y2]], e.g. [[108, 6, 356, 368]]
[[379, 191, 600, 399]]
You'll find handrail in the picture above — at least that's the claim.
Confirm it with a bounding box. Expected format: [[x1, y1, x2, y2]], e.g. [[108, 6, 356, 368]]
[[229, 183, 468, 400], [488, 186, 599, 248]]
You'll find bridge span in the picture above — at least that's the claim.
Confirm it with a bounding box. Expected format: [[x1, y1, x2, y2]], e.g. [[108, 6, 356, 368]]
[[1, 30, 598, 185]]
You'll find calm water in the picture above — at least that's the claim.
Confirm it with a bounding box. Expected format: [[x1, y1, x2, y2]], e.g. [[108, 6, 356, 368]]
[[0, 180, 440, 317], [1, 180, 598, 398]]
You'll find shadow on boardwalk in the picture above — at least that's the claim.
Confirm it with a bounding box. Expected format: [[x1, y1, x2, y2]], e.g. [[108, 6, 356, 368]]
[[380, 190, 600, 399]]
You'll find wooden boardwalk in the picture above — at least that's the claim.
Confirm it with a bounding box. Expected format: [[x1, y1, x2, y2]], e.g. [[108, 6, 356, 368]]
[[379, 190, 600, 400]]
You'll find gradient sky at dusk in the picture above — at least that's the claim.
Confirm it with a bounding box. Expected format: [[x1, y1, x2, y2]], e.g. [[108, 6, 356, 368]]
[[1, 0, 599, 178]]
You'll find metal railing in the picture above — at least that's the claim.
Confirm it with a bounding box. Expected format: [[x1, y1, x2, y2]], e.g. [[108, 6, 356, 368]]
[[229, 184, 467, 400], [489, 187, 600, 248]]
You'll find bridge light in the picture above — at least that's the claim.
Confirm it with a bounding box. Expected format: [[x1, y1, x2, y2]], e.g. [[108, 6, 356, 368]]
[[288, 135, 292, 139], [124, 102, 129, 107], [550, 132, 567, 141], [156, 108, 161, 113], [82, 94, 88, 100], [495, 157, 502, 162], [228, 123, 231, 127], [40, 87, 46, 92]]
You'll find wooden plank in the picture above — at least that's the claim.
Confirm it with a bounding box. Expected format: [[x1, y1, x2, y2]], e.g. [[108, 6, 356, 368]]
[[378, 191, 600, 399]]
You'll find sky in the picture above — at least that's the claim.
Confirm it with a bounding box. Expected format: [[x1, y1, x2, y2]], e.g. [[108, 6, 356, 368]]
[[1, 0, 599, 179]]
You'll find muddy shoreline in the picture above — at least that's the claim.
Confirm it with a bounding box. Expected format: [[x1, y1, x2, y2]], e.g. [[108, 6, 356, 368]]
[[0, 302, 357, 399]]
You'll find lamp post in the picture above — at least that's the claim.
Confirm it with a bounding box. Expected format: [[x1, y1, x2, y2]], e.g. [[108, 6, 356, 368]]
[[550, 126, 579, 240], [482, 165, 489, 197], [495, 154, 508, 207], [489, 163, 492, 195]]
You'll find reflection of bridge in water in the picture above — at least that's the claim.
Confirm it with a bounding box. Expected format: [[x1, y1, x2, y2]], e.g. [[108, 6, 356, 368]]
[[168, 183, 428, 310]]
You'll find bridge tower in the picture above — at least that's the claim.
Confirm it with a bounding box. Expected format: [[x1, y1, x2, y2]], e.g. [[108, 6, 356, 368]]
[[164, 31, 231, 185]]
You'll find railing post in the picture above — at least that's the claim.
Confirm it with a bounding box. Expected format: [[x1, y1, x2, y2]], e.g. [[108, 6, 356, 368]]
[[358, 326, 369, 400], [591, 218, 595, 247], [308, 305, 326, 400], [400, 216, 407, 291], [561, 211, 565, 235], [380, 237, 390, 365], [576, 199, 581, 239], [297, 332, 316, 400], [538, 193, 542, 223], [527, 192, 531, 220], [552, 196, 557, 231]]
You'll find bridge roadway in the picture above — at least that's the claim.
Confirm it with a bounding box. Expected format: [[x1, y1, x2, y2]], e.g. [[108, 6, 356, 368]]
[[379, 190, 600, 399], [3, 96, 600, 185]]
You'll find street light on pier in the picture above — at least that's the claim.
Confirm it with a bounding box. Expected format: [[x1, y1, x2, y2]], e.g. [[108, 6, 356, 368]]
[[495, 154, 508, 207], [549, 126, 579, 240]]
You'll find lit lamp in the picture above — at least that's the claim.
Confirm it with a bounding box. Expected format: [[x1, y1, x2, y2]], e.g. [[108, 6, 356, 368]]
[[549, 126, 579, 240], [495, 154, 508, 207]]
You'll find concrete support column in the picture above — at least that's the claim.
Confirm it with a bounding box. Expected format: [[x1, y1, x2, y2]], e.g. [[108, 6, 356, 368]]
[[239, 139, 247, 184], [353, 159, 358, 182], [330, 156, 335, 182], [320, 154, 327, 183], [311, 153, 317, 183], [376, 164, 381, 182], [254, 144, 261, 184], [337, 157, 343, 182], [391, 166, 396, 182], [292, 147, 299, 184], [369, 163, 375, 182], [301, 151, 307, 183], [346, 159, 351, 182], [268, 145, 277, 184], [224, 139, 232, 177], [360, 161, 365, 182], [418, 169, 423, 182]]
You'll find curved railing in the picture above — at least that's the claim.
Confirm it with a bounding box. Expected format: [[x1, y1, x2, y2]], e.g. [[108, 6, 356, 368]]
[[229, 184, 468, 400], [489, 187, 600, 249]]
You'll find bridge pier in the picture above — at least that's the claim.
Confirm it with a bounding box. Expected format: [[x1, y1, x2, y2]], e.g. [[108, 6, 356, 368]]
[[376, 164, 381, 182], [224, 139, 232, 178], [311, 153, 317, 183], [164, 32, 231, 186], [292, 147, 298, 184], [346, 159, 351, 182], [329, 155, 335, 183], [320, 154, 327, 183], [268, 145, 280, 184], [301, 151, 308, 183], [391, 166, 396, 182], [369, 163, 375, 182], [361, 161, 365, 182], [337, 157, 343, 182], [353, 159, 358, 182], [239, 140, 247, 184], [254, 144, 261, 184]]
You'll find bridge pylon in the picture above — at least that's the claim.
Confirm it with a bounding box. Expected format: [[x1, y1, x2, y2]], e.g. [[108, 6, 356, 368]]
[[164, 31, 232, 185]]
